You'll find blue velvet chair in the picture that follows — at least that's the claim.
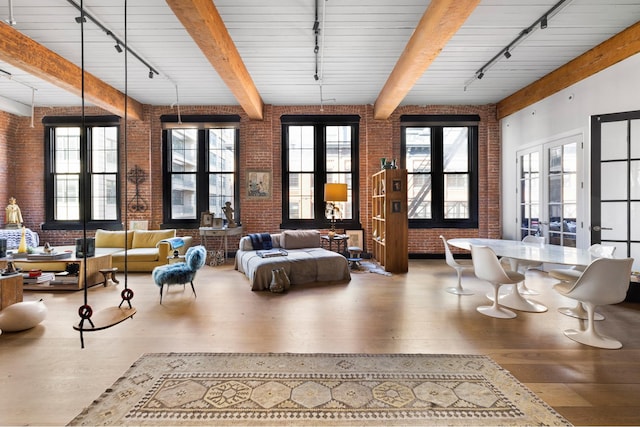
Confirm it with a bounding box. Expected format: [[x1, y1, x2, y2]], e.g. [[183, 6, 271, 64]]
[[152, 245, 207, 304]]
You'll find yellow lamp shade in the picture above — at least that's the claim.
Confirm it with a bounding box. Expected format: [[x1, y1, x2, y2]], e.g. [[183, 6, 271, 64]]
[[324, 183, 348, 202]]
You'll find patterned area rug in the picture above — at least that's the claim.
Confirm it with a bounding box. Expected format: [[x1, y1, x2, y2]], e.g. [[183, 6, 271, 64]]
[[68, 353, 571, 426]]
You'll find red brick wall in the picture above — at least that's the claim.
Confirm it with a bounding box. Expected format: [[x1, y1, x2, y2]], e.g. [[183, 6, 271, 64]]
[[0, 111, 19, 213], [3, 103, 500, 254]]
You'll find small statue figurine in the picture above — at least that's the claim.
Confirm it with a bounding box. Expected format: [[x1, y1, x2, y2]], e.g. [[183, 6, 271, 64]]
[[5, 197, 23, 229], [222, 201, 236, 228]]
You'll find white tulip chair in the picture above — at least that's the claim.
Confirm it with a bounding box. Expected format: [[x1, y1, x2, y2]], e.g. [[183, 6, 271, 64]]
[[553, 257, 633, 349], [440, 235, 474, 295]]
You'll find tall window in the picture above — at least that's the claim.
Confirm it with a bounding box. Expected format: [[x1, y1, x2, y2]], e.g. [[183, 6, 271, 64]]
[[43, 116, 120, 230], [401, 115, 479, 228], [162, 115, 240, 226], [282, 115, 360, 230]]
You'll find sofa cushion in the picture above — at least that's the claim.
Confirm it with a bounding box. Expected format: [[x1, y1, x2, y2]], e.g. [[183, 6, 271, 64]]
[[110, 248, 160, 262], [281, 230, 320, 249], [132, 229, 176, 248], [95, 229, 134, 249]]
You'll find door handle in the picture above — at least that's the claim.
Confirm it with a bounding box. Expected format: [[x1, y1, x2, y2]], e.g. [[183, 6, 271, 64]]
[[592, 226, 613, 231]]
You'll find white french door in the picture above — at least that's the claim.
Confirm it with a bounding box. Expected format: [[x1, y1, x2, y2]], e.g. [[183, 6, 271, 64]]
[[517, 134, 583, 247]]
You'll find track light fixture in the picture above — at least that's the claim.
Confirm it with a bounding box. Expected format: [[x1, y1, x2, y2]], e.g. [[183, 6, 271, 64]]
[[66, 0, 159, 80], [465, 0, 571, 89]]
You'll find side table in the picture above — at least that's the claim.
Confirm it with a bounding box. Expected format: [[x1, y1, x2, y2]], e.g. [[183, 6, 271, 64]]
[[99, 268, 119, 287], [0, 273, 23, 309], [321, 234, 349, 255], [199, 226, 243, 263], [167, 254, 185, 264]]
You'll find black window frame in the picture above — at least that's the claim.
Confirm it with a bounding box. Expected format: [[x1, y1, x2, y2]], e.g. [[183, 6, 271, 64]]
[[401, 115, 479, 229], [281, 115, 361, 230], [42, 115, 122, 231], [161, 114, 241, 229]]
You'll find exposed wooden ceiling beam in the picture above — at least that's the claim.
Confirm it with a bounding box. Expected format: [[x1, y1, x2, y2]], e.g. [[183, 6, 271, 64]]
[[373, 0, 480, 120], [166, 0, 264, 120], [0, 22, 145, 121], [497, 21, 640, 119]]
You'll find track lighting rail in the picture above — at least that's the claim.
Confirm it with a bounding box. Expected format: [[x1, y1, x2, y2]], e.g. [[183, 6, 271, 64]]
[[66, 0, 159, 78]]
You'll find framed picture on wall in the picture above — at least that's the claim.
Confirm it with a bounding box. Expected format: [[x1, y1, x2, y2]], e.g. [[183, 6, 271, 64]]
[[392, 201, 402, 213], [200, 211, 214, 227], [345, 229, 364, 251], [392, 179, 402, 192], [247, 170, 272, 198]]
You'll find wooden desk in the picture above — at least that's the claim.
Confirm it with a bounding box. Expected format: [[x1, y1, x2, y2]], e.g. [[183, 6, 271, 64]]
[[199, 226, 243, 262]]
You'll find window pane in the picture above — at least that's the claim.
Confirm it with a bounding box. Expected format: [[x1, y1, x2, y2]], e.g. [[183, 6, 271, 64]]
[[171, 129, 198, 172], [325, 173, 352, 220], [55, 127, 81, 173], [408, 174, 431, 219], [91, 174, 118, 220], [289, 173, 314, 219], [55, 175, 80, 220], [444, 174, 469, 218], [406, 127, 430, 173], [288, 126, 314, 171], [209, 173, 235, 218], [91, 127, 118, 173], [208, 128, 235, 172], [326, 126, 352, 173], [443, 127, 468, 172], [171, 174, 196, 219]]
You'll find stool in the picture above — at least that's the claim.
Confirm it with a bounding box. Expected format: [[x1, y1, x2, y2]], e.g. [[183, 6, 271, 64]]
[[347, 246, 363, 270], [99, 267, 119, 287]]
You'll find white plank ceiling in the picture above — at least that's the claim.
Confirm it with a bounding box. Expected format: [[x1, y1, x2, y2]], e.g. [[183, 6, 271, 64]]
[[0, 0, 639, 116]]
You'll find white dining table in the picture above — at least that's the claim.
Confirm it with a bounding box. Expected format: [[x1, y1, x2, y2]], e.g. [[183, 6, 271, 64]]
[[446, 238, 594, 314], [447, 238, 594, 267]]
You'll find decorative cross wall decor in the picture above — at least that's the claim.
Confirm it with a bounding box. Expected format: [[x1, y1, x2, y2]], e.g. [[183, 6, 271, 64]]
[[127, 165, 148, 213]]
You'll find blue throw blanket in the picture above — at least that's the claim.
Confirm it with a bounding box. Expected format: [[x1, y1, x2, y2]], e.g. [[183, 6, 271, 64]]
[[249, 233, 273, 250], [160, 237, 185, 249]]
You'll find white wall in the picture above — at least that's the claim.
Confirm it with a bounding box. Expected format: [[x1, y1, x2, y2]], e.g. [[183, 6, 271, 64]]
[[500, 53, 640, 246]]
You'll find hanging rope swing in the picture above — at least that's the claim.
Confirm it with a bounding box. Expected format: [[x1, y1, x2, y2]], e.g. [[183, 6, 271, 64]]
[[73, 0, 136, 348]]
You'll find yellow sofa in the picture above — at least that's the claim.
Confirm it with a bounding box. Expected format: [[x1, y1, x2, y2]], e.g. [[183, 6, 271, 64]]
[[94, 229, 193, 272]]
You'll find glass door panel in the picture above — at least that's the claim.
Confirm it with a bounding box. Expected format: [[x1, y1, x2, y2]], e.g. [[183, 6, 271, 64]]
[[517, 134, 582, 248], [547, 142, 578, 247], [519, 151, 540, 239]]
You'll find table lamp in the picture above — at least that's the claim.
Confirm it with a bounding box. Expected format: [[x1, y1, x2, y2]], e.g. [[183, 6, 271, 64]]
[[324, 183, 348, 237]]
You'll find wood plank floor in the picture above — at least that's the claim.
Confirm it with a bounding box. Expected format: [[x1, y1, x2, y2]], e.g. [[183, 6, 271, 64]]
[[1, 259, 639, 426]]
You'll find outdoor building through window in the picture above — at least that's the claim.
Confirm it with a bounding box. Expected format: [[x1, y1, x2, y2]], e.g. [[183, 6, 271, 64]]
[[401, 115, 479, 228], [281, 115, 360, 230], [161, 115, 240, 227], [43, 116, 120, 230]]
